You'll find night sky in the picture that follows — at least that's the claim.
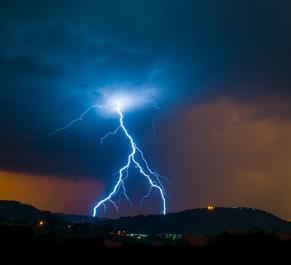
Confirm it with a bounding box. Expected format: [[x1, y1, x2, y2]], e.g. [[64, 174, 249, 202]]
[[1, 0, 291, 219]]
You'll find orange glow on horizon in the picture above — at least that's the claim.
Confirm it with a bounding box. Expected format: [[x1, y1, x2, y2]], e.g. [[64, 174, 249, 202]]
[[0, 171, 104, 215]]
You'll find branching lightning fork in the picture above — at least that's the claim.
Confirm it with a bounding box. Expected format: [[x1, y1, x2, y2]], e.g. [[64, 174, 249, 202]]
[[49, 102, 167, 217], [93, 105, 166, 216]]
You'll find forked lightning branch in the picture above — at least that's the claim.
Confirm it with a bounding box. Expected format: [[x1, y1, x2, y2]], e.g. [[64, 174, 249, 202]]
[[49, 95, 167, 217]]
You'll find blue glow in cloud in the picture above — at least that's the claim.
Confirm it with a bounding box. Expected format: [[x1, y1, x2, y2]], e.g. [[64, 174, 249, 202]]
[[49, 91, 167, 216]]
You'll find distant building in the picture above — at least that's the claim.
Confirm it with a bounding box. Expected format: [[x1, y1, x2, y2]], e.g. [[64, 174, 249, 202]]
[[163, 233, 183, 240], [115, 230, 127, 236], [127, 233, 148, 239], [207, 205, 215, 212]]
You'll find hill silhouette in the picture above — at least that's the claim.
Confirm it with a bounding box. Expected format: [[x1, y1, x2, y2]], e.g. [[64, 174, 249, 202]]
[[0, 200, 290, 234], [0, 200, 92, 224], [106, 207, 291, 235], [0, 200, 43, 223]]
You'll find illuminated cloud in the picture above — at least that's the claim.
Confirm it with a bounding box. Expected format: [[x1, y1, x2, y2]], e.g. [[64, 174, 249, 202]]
[[98, 87, 158, 114], [157, 98, 291, 219]]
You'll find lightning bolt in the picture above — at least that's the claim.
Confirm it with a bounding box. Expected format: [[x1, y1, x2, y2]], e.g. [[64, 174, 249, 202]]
[[93, 106, 166, 217], [48, 104, 101, 136], [48, 103, 167, 217]]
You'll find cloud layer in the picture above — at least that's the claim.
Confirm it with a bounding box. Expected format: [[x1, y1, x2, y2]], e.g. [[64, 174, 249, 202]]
[[1, 0, 291, 217]]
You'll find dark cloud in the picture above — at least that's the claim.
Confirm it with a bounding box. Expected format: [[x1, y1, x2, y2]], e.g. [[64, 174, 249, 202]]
[[1, 0, 291, 216], [0, 55, 63, 79]]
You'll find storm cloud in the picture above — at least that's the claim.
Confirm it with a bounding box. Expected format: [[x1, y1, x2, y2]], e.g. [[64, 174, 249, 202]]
[[1, 0, 291, 217]]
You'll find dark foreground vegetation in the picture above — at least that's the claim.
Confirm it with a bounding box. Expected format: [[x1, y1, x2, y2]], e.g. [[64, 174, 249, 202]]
[[0, 223, 291, 264], [1, 201, 291, 263]]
